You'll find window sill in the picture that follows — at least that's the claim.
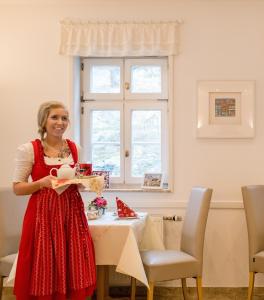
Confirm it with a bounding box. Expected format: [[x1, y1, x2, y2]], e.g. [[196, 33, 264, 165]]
[[104, 188, 171, 192], [83, 183, 171, 193]]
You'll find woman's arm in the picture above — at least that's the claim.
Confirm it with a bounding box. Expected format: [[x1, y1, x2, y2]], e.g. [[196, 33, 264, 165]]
[[13, 175, 53, 195], [13, 143, 53, 195]]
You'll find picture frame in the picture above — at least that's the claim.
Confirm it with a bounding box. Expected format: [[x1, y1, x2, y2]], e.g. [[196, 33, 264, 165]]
[[142, 173, 163, 189], [92, 170, 110, 188], [197, 81, 255, 138]]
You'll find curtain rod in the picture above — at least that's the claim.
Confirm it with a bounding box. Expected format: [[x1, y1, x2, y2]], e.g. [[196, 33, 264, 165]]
[[60, 19, 183, 25]]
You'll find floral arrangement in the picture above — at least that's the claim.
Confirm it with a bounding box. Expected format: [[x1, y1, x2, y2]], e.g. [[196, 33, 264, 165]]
[[88, 196, 107, 211]]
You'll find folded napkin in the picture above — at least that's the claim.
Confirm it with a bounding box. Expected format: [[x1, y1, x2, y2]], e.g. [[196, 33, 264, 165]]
[[116, 197, 138, 218]]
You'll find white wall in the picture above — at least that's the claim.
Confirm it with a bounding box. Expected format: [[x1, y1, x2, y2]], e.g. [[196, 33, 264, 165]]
[[1, 0, 264, 287]]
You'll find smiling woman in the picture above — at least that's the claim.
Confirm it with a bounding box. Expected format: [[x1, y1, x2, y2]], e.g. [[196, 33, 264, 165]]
[[37, 101, 69, 140], [12, 101, 97, 300], [39, 105, 71, 159]]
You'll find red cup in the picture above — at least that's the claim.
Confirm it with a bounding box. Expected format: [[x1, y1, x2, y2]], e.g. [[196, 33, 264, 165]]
[[79, 163, 92, 176]]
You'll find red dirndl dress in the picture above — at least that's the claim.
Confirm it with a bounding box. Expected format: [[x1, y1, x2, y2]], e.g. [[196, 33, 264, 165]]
[[14, 139, 96, 300]]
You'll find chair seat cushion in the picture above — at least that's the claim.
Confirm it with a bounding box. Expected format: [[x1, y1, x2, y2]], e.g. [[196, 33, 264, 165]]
[[0, 253, 17, 277], [253, 251, 264, 272], [141, 250, 199, 282]]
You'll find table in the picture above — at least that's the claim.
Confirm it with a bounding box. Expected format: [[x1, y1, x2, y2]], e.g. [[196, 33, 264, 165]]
[[89, 212, 148, 300], [7, 212, 164, 300]]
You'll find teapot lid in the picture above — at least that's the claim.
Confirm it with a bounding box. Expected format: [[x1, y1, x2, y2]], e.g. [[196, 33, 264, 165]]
[[60, 164, 71, 168]]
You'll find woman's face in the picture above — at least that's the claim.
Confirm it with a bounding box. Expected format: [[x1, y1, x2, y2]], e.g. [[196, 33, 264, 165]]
[[45, 107, 69, 138]]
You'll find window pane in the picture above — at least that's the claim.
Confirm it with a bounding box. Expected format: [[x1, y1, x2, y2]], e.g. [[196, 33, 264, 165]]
[[91, 110, 120, 176], [92, 144, 120, 176], [90, 65, 120, 93], [131, 110, 161, 177], [92, 111, 120, 143], [131, 65, 161, 93], [132, 144, 161, 177], [132, 111, 161, 143]]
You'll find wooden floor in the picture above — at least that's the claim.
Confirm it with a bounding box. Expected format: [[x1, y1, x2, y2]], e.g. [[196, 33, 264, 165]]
[[3, 286, 264, 300]]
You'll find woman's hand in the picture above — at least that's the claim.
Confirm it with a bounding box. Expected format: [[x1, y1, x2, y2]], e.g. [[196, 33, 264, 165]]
[[13, 175, 55, 195], [38, 175, 54, 189]]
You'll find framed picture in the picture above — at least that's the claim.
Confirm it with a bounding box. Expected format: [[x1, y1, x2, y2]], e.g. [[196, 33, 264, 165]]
[[197, 81, 255, 138], [92, 170, 110, 188], [142, 173, 163, 189]]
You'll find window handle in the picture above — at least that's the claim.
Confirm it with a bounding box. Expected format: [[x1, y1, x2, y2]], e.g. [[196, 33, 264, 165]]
[[124, 82, 130, 90], [125, 150, 130, 157]]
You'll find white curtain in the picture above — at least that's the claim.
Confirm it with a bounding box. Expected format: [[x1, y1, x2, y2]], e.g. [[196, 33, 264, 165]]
[[59, 19, 181, 57]]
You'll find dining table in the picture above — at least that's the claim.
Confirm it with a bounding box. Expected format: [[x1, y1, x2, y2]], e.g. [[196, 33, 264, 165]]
[[89, 211, 165, 300], [6, 211, 165, 300]]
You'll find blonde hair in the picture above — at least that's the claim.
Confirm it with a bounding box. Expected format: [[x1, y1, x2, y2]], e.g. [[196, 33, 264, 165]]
[[37, 101, 69, 140]]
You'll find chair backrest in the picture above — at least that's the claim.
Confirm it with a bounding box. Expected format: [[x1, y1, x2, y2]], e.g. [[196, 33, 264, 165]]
[[180, 187, 212, 263], [241, 185, 264, 269], [0, 188, 28, 258]]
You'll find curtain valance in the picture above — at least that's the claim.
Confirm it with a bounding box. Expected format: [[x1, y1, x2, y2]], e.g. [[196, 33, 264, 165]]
[[59, 19, 181, 57]]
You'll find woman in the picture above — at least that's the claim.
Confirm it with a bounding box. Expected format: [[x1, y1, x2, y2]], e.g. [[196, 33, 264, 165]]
[[13, 101, 96, 300]]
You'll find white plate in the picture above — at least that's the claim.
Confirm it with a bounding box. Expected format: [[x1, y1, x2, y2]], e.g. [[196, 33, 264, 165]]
[[115, 216, 139, 220]]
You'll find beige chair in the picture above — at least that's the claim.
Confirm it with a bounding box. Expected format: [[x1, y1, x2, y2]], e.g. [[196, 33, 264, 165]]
[[131, 187, 212, 300], [241, 185, 264, 300], [0, 188, 28, 299]]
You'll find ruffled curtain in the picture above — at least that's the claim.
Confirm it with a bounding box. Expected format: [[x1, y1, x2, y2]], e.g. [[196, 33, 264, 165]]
[[59, 19, 181, 57]]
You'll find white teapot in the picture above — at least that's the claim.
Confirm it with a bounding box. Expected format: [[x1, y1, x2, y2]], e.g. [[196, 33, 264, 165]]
[[50, 164, 76, 179]]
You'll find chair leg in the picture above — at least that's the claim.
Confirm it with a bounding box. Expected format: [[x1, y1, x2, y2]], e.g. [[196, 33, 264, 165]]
[[248, 271, 255, 300], [130, 277, 136, 300], [196, 277, 203, 300], [147, 281, 154, 300], [0, 276, 4, 300], [181, 278, 188, 300]]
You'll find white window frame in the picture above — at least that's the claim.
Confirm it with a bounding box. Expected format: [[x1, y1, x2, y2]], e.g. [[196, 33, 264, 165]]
[[81, 101, 124, 183], [83, 58, 124, 100], [124, 101, 168, 184], [124, 58, 168, 100], [81, 57, 171, 187]]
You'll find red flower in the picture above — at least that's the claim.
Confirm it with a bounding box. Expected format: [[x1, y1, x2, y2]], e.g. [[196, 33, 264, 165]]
[[89, 197, 107, 209]]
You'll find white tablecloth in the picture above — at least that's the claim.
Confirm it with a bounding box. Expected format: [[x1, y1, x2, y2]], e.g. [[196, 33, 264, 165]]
[[7, 212, 164, 288], [89, 212, 148, 287]]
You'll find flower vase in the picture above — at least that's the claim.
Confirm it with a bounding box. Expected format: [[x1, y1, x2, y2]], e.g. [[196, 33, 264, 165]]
[[98, 207, 106, 216]]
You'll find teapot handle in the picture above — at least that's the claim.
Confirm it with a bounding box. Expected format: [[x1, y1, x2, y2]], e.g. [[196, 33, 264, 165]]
[[50, 168, 58, 177]]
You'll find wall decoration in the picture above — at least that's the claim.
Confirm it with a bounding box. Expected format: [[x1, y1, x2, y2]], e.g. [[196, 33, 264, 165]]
[[197, 81, 255, 138]]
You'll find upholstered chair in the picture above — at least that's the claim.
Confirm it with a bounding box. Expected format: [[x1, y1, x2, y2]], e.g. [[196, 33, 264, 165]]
[[241, 185, 264, 300], [0, 188, 28, 300], [131, 187, 212, 300]]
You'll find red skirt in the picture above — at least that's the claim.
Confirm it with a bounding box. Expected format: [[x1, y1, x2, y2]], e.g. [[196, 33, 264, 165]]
[[14, 186, 96, 300]]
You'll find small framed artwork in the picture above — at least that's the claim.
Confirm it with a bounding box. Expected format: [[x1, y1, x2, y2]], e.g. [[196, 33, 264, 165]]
[[142, 173, 163, 189], [197, 81, 255, 138], [92, 170, 110, 188]]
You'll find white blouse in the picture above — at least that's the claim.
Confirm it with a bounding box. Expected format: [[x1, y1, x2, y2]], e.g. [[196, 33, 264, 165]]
[[13, 142, 81, 183]]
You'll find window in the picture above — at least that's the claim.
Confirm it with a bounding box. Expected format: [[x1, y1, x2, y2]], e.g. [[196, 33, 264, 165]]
[[81, 57, 170, 187]]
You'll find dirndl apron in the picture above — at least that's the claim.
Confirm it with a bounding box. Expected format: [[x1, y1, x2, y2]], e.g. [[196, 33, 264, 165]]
[[14, 139, 96, 300]]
